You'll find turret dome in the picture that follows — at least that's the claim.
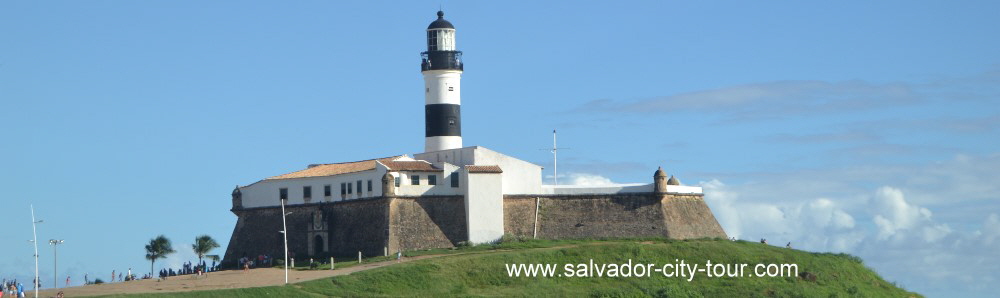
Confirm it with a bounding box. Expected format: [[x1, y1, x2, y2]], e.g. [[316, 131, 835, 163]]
[[428, 10, 455, 29], [667, 175, 681, 186]]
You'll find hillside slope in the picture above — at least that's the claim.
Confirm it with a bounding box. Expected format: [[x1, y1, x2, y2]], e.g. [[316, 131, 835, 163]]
[[99, 239, 921, 297]]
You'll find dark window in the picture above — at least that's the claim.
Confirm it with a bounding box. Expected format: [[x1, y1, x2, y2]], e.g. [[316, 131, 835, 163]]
[[324, 185, 331, 197], [411, 175, 420, 185], [428, 175, 437, 185], [348, 182, 353, 194], [357, 181, 362, 195], [428, 31, 438, 51], [394, 177, 401, 187], [367, 180, 373, 192], [303, 186, 312, 199], [451, 174, 459, 188], [340, 183, 346, 195], [279, 188, 288, 200]]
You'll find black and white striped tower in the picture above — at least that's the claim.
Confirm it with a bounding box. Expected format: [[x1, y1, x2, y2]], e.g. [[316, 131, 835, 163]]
[[421, 10, 463, 152]]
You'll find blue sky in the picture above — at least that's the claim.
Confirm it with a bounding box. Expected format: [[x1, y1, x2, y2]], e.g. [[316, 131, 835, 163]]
[[2, 1, 998, 296]]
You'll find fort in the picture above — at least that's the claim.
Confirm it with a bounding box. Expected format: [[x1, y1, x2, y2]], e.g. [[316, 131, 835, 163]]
[[222, 11, 726, 266]]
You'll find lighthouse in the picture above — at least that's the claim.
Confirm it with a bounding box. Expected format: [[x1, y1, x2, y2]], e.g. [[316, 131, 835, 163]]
[[422, 10, 463, 152]]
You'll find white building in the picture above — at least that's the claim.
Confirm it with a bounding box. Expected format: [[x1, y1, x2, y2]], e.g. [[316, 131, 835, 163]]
[[233, 11, 703, 246]]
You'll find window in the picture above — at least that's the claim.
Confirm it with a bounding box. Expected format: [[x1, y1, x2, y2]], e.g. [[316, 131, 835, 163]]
[[367, 180, 373, 192], [427, 31, 438, 51], [357, 181, 362, 195], [394, 177, 401, 187], [348, 182, 353, 194], [428, 175, 437, 185], [451, 174, 459, 188], [340, 183, 346, 195], [279, 188, 288, 200], [426, 87, 430, 93], [324, 185, 331, 197], [303, 186, 312, 199], [411, 175, 420, 185]]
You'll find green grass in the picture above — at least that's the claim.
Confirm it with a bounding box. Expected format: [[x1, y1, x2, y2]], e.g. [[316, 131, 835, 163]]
[[93, 238, 922, 297]]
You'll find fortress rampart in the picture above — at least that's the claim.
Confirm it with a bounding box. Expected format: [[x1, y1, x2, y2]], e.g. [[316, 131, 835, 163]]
[[222, 192, 726, 267]]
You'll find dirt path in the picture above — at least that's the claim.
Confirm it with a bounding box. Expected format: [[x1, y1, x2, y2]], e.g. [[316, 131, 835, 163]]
[[33, 254, 447, 297], [34, 243, 603, 297]]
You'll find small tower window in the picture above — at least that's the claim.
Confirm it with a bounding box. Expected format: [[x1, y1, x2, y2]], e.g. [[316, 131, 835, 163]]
[[411, 175, 420, 185], [451, 174, 459, 188], [428, 31, 439, 51], [428, 175, 437, 185], [426, 87, 430, 93], [303, 186, 312, 199], [279, 188, 288, 200]]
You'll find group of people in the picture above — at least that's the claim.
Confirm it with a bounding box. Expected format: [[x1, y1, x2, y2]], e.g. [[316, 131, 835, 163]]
[[2, 279, 26, 298], [757, 238, 793, 249], [158, 260, 218, 279], [106, 268, 136, 283], [238, 254, 273, 271]]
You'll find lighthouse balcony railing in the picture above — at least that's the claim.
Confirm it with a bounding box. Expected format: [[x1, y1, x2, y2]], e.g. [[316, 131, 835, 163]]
[[421, 51, 464, 71]]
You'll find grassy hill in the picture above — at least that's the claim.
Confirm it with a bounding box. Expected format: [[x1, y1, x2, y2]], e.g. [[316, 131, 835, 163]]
[[97, 238, 921, 297]]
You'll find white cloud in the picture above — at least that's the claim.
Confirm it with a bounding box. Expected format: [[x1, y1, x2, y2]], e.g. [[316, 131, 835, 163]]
[[703, 179, 999, 297], [701, 179, 863, 251], [577, 80, 917, 121], [559, 172, 617, 186], [979, 213, 1000, 246], [162, 243, 198, 271]]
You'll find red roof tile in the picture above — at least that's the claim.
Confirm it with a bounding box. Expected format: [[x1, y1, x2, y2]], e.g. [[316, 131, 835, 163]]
[[266, 156, 402, 180], [466, 165, 503, 173]]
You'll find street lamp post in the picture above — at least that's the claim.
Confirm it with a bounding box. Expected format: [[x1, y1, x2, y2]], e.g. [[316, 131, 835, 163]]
[[280, 198, 290, 285], [30, 205, 43, 298], [49, 239, 65, 289]]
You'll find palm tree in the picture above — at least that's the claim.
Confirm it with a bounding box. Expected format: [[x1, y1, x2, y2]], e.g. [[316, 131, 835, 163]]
[[192, 235, 220, 269], [145, 235, 175, 277]]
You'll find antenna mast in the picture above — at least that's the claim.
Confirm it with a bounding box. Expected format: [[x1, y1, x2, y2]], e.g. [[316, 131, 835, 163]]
[[541, 130, 570, 184]]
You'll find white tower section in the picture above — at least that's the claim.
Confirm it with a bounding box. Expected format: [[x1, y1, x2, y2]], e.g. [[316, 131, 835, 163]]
[[422, 11, 464, 153]]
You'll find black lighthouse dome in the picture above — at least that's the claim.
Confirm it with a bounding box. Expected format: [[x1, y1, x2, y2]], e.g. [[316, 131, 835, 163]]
[[427, 11, 454, 29]]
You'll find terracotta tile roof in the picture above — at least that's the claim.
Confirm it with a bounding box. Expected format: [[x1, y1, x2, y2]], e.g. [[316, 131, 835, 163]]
[[466, 165, 503, 173], [266, 156, 403, 180], [382, 160, 442, 172]]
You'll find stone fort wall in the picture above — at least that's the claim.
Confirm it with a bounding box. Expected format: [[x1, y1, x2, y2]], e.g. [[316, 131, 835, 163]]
[[223, 193, 726, 267]]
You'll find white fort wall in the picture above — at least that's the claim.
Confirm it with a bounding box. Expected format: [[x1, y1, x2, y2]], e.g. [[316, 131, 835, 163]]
[[542, 184, 703, 195], [464, 169, 504, 244], [239, 168, 387, 209], [415, 146, 542, 195], [240, 164, 470, 208], [392, 163, 464, 197]]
